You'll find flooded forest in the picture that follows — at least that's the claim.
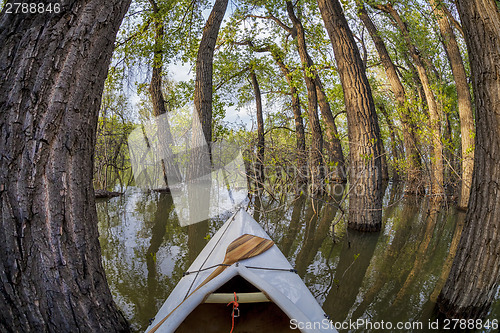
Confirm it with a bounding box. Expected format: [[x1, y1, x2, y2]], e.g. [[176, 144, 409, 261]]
[[0, 0, 499, 332]]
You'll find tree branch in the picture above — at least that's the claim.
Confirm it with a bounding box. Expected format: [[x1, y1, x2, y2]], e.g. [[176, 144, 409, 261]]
[[246, 14, 293, 33], [214, 66, 250, 92], [115, 18, 151, 48]]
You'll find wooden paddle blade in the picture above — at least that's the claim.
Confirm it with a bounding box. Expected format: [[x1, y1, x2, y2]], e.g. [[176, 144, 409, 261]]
[[197, 234, 274, 290], [223, 234, 274, 265]]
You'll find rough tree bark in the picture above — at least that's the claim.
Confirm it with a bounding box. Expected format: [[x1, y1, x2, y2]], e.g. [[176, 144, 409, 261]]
[[429, 0, 475, 209], [357, 2, 424, 195], [250, 70, 265, 192], [437, 0, 500, 319], [0, 0, 131, 332], [374, 3, 445, 197], [317, 0, 384, 231], [149, 0, 167, 118]]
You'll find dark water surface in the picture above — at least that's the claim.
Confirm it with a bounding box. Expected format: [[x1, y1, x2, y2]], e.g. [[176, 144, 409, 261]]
[[96, 184, 500, 332]]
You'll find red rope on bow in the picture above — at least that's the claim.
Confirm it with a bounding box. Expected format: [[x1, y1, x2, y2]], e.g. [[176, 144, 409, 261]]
[[227, 292, 239, 333]]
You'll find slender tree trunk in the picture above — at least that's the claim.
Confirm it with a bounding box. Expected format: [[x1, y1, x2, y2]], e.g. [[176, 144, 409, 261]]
[[380, 140, 390, 182], [357, 3, 423, 194], [443, 111, 454, 183], [0, 1, 131, 331], [314, 76, 347, 183], [317, 0, 384, 231], [194, 0, 229, 151], [249, 44, 308, 189], [378, 103, 403, 180], [276, 60, 308, 189], [285, 2, 346, 184], [429, 0, 475, 209], [286, 1, 324, 195], [149, 0, 167, 118], [250, 70, 265, 192], [188, 0, 228, 224], [437, 0, 500, 319], [375, 3, 445, 197], [149, 0, 181, 186]]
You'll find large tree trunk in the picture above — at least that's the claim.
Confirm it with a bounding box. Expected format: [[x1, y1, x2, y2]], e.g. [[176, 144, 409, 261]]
[[0, 1, 131, 331], [286, 1, 325, 195], [437, 0, 500, 319], [194, 0, 228, 151], [317, 0, 384, 231], [250, 70, 265, 192], [375, 3, 445, 197], [429, 0, 475, 209], [357, 3, 424, 195]]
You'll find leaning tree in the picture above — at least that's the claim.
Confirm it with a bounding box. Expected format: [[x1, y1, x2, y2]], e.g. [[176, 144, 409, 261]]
[[0, 0, 131, 331], [317, 0, 384, 231], [437, 0, 500, 319]]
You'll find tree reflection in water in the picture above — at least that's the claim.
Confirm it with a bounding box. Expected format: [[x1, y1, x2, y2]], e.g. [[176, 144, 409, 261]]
[[96, 184, 499, 332]]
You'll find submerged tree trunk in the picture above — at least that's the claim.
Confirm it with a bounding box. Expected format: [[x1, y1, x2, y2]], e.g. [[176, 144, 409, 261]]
[[357, 3, 423, 194], [250, 70, 265, 192], [437, 0, 500, 319], [0, 1, 131, 331], [318, 0, 384, 231], [429, 0, 475, 209], [375, 3, 445, 197]]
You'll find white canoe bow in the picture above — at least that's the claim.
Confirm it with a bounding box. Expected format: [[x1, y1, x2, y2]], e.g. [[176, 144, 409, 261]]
[[146, 208, 337, 333]]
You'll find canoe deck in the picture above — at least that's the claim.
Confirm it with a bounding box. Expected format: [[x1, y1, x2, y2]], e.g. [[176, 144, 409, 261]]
[[176, 275, 295, 333]]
